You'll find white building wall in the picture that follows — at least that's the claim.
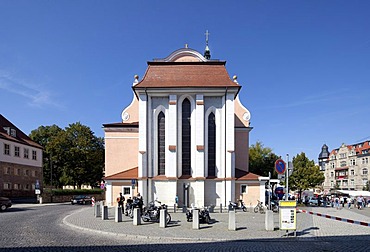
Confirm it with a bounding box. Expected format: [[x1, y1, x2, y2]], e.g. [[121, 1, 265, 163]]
[[0, 139, 42, 167]]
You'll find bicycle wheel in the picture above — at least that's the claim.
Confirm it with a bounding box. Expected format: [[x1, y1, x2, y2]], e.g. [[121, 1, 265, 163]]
[[166, 213, 171, 224], [254, 206, 259, 213], [259, 207, 265, 214]]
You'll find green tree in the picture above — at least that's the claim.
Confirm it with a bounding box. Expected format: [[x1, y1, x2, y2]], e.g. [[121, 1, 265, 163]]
[[53, 122, 104, 188], [30, 122, 104, 189], [288, 152, 325, 202], [249, 141, 279, 177], [29, 125, 63, 187]]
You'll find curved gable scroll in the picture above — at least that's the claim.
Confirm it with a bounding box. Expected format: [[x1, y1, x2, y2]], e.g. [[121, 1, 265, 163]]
[[155, 48, 208, 62]]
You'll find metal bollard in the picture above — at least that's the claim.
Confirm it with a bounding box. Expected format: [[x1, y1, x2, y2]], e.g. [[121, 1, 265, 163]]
[[228, 209, 236, 231], [220, 203, 223, 213], [174, 204, 177, 213], [115, 207, 122, 222], [95, 202, 101, 217], [159, 209, 167, 228], [192, 209, 200, 229], [101, 205, 108, 220]]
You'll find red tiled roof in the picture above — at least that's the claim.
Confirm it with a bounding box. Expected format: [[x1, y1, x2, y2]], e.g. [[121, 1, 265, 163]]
[[235, 168, 260, 181], [104, 167, 138, 180], [134, 62, 240, 89], [0, 114, 43, 149]]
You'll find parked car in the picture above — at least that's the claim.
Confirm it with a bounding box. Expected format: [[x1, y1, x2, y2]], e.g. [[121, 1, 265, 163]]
[[71, 195, 92, 205], [0, 197, 12, 211], [307, 197, 318, 206]]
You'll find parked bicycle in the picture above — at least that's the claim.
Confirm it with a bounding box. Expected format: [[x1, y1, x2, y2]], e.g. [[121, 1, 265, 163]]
[[254, 200, 265, 214], [229, 200, 248, 212]]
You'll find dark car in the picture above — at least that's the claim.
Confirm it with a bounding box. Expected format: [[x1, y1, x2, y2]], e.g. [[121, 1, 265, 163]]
[[71, 195, 92, 205], [0, 197, 12, 211]]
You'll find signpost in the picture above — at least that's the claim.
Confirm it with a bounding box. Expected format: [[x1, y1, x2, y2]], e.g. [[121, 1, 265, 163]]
[[275, 159, 286, 174]]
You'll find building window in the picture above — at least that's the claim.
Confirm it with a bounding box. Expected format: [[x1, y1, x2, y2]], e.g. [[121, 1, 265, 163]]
[[339, 153, 346, 159], [330, 181, 334, 187], [362, 150, 369, 154], [350, 169, 355, 175], [207, 112, 216, 177], [15, 168, 21, 176], [340, 161, 346, 167], [4, 143, 10, 155], [4, 167, 11, 174], [363, 179, 368, 186], [4, 183, 11, 190], [24, 148, 29, 159], [32, 150, 37, 160], [330, 163, 335, 169], [157, 111, 165, 176], [181, 98, 191, 176], [24, 184, 30, 190], [330, 172, 334, 177], [350, 179, 354, 186], [10, 128, 16, 137], [24, 170, 29, 176], [241, 184, 248, 194], [14, 183, 21, 190], [14, 146, 20, 157], [362, 168, 368, 175], [350, 159, 356, 166]]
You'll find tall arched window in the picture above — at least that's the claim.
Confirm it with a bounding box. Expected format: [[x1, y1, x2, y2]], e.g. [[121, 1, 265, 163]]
[[182, 98, 191, 175], [208, 112, 216, 177], [158, 111, 165, 175]]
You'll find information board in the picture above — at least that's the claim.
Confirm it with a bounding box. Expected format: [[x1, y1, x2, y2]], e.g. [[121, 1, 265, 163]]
[[279, 200, 297, 230]]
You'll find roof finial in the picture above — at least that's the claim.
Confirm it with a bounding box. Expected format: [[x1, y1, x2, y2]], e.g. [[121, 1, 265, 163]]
[[204, 30, 211, 60]]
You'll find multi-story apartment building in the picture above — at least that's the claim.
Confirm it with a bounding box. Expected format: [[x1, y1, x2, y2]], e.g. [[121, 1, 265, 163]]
[[319, 141, 370, 193], [0, 114, 43, 198]]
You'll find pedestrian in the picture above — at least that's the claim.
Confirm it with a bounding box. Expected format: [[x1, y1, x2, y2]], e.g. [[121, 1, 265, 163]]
[[347, 197, 352, 209], [357, 195, 363, 209], [117, 192, 125, 209], [334, 196, 340, 210]]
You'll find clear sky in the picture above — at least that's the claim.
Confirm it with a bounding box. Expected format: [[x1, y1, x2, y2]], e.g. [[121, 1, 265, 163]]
[[1, 0, 369, 162]]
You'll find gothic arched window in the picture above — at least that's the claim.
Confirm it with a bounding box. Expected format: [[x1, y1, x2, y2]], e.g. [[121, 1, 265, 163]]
[[208, 112, 216, 177], [182, 98, 191, 175], [158, 111, 165, 175]]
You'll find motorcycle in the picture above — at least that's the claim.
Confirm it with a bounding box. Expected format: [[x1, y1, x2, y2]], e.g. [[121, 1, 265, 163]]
[[141, 200, 171, 224], [229, 200, 247, 212], [125, 196, 143, 218], [186, 206, 211, 224]]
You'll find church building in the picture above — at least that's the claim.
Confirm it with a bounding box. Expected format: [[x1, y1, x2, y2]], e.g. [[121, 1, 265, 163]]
[[103, 44, 267, 209]]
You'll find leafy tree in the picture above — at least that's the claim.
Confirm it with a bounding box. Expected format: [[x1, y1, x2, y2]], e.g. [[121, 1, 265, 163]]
[[53, 122, 104, 189], [29, 125, 63, 187], [288, 152, 325, 202], [30, 122, 104, 189], [249, 141, 279, 177]]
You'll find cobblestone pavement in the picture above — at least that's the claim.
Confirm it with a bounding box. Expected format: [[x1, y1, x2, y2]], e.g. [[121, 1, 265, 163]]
[[0, 203, 369, 251]]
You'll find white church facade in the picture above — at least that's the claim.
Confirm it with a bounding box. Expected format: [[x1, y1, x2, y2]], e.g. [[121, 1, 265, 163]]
[[103, 47, 267, 209]]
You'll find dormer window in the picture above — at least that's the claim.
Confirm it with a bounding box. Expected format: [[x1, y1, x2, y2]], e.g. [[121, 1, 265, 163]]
[[10, 128, 16, 137], [3, 127, 10, 135]]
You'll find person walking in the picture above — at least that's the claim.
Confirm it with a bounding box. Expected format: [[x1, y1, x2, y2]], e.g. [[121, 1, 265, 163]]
[[118, 192, 125, 209]]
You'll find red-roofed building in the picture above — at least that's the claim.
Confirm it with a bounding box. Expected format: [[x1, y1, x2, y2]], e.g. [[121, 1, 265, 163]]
[[103, 46, 267, 208], [320, 141, 370, 192], [0, 114, 43, 198]]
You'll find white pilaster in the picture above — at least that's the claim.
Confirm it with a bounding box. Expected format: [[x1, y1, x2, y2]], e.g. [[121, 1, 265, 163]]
[[195, 94, 204, 178], [167, 95, 177, 178], [138, 93, 147, 178]]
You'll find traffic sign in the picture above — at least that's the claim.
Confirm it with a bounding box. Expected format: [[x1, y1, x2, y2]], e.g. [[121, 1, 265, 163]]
[[275, 159, 286, 174]]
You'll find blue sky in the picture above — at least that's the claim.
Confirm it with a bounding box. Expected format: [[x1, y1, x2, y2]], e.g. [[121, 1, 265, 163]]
[[1, 0, 369, 162]]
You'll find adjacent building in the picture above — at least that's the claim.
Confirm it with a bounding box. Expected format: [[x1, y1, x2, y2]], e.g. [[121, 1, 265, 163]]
[[103, 46, 268, 209], [320, 141, 370, 193], [0, 114, 43, 198]]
